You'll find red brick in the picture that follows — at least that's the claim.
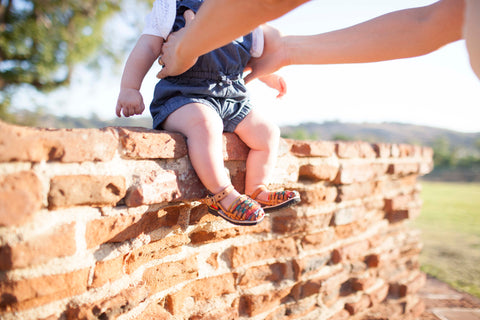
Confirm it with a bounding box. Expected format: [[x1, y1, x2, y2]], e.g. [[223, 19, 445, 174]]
[[397, 144, 421, 158], [301, 228, 335, 251], [0, 223, 76, 270], [384, 193, 418, 212], [189, 220, 270, 245], [334, 219, 370, 239], [369, 282, 389, 305], [336, 141, 376, 159], [240, 287, 291, 317], [0, 121, 117, 162], [337, 163, 388, 184], [320, 269, 350, 306], [125, 167, 204, 206], [0, 268, 89, 312], [396, 272, 426, 297], [293, 252, 331, 279], [143, 256, 198, 294], [85, 207, 180, 248], [0, 171, 43, 227], [48, 175, 125, 209], [372, 143, 392, 158], [124, 234, 190, 274], [351, 277, 377, 291], [336, 181, 377, 201], [190, 307, 239, 320], [65, 285, 149, 320], [272, 211, 333, 234], [230, 238, 298, 268], [297, 184, 337, 204], [165, 273, 235, 314], [117, 127, 187, 159], [90, 254, 125, 288], [331, 240, 370, 264], [291, 277, 324, 300], [290, 140, 335, 157], [133, 301, 172, 320], [328, 309, 350, 320], [387, 163, 419, 175], [223, 132, 250, 160], [345, 294, 371, 315], [331, 205, 365, 226], [237, 262, 293, 288], [299, 163, 338, 181]]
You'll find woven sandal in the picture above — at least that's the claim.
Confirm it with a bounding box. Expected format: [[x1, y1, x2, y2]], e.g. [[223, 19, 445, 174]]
[[249, 185, 300, 213], [202, 185, 265, 226]]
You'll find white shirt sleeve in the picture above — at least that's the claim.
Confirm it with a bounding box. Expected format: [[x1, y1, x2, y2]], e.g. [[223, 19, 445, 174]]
[[250, 26, 264, 58], [141, 0, 176, 40]]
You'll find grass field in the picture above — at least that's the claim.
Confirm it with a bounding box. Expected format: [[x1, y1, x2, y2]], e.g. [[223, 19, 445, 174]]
[[413, 181, 480, 298]]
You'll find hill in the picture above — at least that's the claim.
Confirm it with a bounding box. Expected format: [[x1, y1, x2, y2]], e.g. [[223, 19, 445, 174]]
[[281, 120, 480, 150]]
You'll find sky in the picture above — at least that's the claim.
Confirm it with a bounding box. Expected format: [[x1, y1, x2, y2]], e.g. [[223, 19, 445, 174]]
[[12, 0, 480, 133]]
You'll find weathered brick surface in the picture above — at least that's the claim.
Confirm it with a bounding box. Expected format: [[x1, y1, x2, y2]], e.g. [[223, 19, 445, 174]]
[[143, 256, 198, 294], [165, 273, 236, 314], [117, 127, 187, 159], [0, 122, 433, 320], [230, 238, 298, 268], [0, 171, 43, 227], [0, 223, 76, 270], [336, 141, 377, 159], [289, 139, 335, 157], [48, 175, 126, 209], [0, 121, 117, 162], [85, 207, 179, 248], [0, 268, 89, 312], [65, 285, 149, 320]]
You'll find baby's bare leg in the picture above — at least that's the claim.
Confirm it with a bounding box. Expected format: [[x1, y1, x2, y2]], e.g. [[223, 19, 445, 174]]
[[234, 110, 280, 196], [163, 103, 240, 207]]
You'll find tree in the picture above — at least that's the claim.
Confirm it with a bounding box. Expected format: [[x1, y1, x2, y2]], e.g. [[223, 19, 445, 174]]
[[0, 0, 123, 119]]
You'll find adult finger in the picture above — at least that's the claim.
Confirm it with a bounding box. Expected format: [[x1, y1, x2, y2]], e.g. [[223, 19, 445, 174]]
[[183, 9, 195, 25]]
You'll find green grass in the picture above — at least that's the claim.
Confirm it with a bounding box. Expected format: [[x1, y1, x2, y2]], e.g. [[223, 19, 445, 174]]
[[413, 181, 480, 298]]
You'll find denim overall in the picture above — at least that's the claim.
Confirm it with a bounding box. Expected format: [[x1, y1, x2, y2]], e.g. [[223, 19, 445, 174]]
[[150, 0, 254, 132]]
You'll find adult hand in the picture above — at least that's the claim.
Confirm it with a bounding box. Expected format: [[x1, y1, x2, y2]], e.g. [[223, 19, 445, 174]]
[[244, 25, 288, 84], [157, 10, 197, 79]]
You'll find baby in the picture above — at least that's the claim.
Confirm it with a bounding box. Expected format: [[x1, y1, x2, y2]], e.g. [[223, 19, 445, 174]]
[[116, 0, 300, 226]]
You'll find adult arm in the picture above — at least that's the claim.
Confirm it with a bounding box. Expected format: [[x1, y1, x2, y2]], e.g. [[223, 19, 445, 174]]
[[464, 0, 480, 79], [157, 0, 310, 78], [246, 0, 465, 82]]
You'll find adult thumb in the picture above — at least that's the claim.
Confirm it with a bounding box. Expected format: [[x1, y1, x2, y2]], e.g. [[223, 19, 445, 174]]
[[184, 9, 195, 26]]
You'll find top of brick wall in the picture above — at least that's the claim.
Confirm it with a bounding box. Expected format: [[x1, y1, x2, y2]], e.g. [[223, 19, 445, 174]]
[[0, 121, 433, 163]]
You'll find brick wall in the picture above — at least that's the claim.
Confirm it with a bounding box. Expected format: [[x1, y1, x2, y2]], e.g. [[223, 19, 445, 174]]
[[0, 120, 433, 320]]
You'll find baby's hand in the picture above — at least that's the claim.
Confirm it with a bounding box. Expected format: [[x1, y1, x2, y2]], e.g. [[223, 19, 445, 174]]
[[116, 88, 145, 117], [258, 74, 287, 98]]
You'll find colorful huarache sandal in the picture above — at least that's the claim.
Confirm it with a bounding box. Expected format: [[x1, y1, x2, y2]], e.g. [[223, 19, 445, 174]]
[[249, 185, 301, 213], [202, 185, 265, 226]]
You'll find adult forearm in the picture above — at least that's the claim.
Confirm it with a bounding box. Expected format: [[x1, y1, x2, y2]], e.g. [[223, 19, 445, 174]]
[[285, 0, 464, 65], [178, 0, 309, 60]]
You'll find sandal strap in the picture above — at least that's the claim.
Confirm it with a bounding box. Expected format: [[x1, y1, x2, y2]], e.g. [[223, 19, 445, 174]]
[[213, 185, 235, 202], [201, 185, 234, 207], [249, 185, 267, 201]]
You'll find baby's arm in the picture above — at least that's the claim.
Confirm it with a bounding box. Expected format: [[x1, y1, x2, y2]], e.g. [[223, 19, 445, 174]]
[[257, 73, 286, 99], [116, 35, 164, 117]]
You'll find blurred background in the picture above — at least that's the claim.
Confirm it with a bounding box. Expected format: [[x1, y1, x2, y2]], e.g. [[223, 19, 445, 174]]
[[1, 0, 479, 298]]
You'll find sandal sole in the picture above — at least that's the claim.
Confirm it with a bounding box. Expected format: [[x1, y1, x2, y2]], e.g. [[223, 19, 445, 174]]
[[262, 196, 301, 213], [208, 207, 264, 226]]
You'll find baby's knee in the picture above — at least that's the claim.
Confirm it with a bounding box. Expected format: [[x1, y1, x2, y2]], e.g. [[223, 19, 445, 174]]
[[263, 122, 281, 147]]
